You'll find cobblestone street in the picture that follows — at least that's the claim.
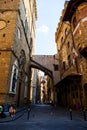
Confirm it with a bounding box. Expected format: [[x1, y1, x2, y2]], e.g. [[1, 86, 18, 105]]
[[0, 104, 87, 130]]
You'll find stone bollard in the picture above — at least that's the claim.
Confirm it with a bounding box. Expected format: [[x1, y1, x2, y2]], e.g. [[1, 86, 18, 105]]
[[27, 107, 30, 120], [83, 109, 86, 121], [69, 108, 72, 120]]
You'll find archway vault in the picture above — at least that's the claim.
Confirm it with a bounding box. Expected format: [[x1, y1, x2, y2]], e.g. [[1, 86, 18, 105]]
[[30, 58, 53, 79], [30, 54, 60, 85]]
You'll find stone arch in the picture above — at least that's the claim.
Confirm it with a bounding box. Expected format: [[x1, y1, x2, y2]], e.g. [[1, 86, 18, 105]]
[[30, 64, 53, 104], [30, 64, 53, 80]]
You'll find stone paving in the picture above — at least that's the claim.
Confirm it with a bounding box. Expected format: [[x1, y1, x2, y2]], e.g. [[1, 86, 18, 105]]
[[0, 104, 87, 130]]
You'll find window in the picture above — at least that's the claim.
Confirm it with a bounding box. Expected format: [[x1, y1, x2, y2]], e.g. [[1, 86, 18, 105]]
[[63, 61, 66, 71], [32, 14, 34, 24], [73, 93, 75, 98], [65, 28, 68, 36], [76, 92, 78, 98], [25, 19, 28, 36], [73, 16, 77, 29], [53, 64, 59, 71], [30, 37, 33, 50], [17, 28, 21, 39], [78, 47, 83, 58], [68, 55, 72, 66], [61, 37, 64, 44], [67, 42, 70, 48]]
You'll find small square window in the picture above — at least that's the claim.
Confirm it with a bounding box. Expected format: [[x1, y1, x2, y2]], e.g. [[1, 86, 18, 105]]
[[53, 64, 59, 71]]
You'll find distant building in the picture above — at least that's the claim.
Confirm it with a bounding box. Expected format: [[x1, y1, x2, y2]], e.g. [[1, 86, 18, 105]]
[[30, 69, 39, 104], [0, 0, 37, 106], [55, 0, 87, 108], [46, 75, 54, 103]]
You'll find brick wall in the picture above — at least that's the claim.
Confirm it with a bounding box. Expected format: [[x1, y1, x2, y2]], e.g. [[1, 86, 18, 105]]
[[0, 0, 19, 104], [0, 51, 11, 104], [0, 11, 18, 49], [0, 0, 20, 10]]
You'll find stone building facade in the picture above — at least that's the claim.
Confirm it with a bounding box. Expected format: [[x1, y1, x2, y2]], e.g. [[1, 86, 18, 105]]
[[55, 0, 87, 108], [0, 0, 37, 106]]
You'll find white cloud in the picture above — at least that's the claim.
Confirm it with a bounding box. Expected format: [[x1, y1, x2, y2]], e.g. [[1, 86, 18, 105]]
[[37, 25, 49, 33]]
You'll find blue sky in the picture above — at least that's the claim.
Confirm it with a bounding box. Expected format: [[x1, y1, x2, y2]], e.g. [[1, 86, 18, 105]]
[[35, 0, 66, 55]]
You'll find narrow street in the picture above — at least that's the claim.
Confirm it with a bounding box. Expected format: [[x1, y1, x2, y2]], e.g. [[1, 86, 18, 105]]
[[0, 104, 87, 130]]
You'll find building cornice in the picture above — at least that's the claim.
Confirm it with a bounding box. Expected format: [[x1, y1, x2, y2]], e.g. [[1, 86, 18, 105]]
[[63, 0, 87, 21]]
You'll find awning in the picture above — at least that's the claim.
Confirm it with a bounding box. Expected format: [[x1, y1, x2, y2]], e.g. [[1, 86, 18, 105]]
[[55, 73, 82, 88]]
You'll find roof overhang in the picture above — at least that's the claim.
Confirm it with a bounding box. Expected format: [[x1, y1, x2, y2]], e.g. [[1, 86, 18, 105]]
[[63, 0, 87, 22], [55, 73, 82, 88]]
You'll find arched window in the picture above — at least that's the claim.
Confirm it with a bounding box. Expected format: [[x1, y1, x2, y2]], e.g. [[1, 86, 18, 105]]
[[73, 16, 77, 29], [65, 28, 68, 36], [67, 42, 70, 48], [68, 55, 72, 66], [9, 60, 18, 94], [61, 37, 64, 44]]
